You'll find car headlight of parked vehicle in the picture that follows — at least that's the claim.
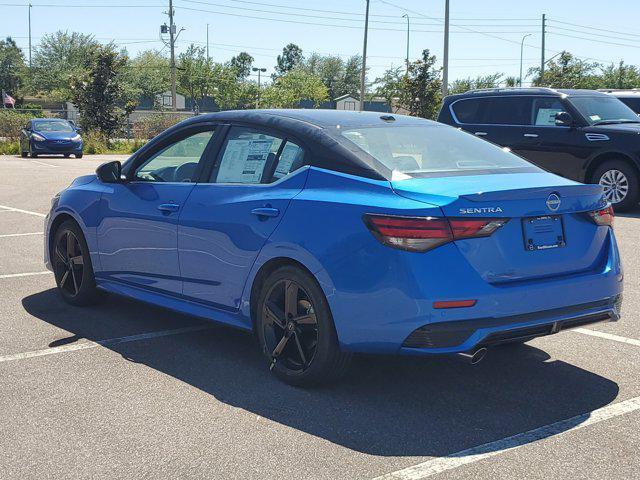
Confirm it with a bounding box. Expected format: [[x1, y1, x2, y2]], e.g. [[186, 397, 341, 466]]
[[32, 133, 46, 142], [71, 134, 82, 142]]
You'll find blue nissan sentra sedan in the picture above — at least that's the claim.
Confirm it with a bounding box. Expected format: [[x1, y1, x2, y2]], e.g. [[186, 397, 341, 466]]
[[20, 118, 83, 158], [44, 110, 623, 386]]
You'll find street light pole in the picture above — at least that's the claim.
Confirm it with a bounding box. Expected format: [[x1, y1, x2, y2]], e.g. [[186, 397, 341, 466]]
[[442, 0, 450, 96], [402, 13, 410, 76], [519, 33, 532, 87], [252, 67, 267, 108], [168, 0, 177, 111], [28, 3, 32, 68], [206, 23, 210, 60], [359, 0, 370, 112]]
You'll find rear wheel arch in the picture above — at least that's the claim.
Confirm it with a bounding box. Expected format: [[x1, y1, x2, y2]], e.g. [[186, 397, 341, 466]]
[[249, 257, 322, 332], [585, 152, 639, 184]]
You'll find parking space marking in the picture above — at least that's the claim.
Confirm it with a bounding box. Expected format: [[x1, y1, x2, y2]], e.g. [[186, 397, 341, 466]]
[[0, 271, 52, 279], [0, 325, 213, 363], [573, 328, 640, 347], [30, 160, 59, 168], [0, 232, 42, 238], [0, 205, 46, 217], [374, 396, 640, 480]]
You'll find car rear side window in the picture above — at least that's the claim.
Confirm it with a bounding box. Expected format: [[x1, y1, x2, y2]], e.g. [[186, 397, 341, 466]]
[[211, 127, 305, 184], [482, 97, 532, 125], [620, 97, 640, 114], [532, 97, 564, 125]]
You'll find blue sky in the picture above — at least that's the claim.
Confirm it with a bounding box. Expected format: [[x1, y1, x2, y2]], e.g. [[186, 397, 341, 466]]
[[4, 0, 640, 87]]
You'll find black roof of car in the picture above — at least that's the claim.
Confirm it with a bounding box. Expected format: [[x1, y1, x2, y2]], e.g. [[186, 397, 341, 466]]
[[182, 108, 431, 130], [443, 87, 613, 101]]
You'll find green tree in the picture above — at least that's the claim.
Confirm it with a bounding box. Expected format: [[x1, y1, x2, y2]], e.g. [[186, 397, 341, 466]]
[[300, 53, 362, 99], [229, 51, 254, 79], [209, 62, 258, 110], [529, 51, 600, 89], [262, 69, 328, 108], [32, 31, 102, 100], [128, 50, 171, 107], [449, 73, 503, 94], [373, 66, 404, 112], [0, 37, 27, 96], [599, 61, 640, 89], [177, 44, 215, 110], [70, 46, 135, 136], [398, 49, 442, 119], [275, 43, 303, 77]]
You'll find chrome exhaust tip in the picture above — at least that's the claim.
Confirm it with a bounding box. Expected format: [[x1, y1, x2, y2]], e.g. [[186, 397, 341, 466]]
[[456, 347, 487, 365]]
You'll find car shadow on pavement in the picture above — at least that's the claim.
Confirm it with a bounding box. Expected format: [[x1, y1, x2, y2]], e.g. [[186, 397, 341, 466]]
[[22, 288, 620, 458]]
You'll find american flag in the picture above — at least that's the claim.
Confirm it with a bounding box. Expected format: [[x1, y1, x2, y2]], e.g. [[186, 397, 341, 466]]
[[2, 90, 16, 108]]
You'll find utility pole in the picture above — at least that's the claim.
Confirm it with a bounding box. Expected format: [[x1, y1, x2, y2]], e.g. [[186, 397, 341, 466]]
[[442, 0, 450, 96], [359, 0, 370, 112], [519, 33, 532, 87], [206, 23, 210, 60], [541, 13, 546, 81], [28, 3, 32, 68], [169, 0, 177, 111], [402, 14, 410, 76], [252, 67, 266, 108]]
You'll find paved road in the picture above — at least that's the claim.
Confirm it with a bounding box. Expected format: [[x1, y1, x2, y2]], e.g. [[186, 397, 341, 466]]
[[1, 154, 639, 480]]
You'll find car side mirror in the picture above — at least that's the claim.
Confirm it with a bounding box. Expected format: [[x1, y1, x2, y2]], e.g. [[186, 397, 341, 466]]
[[96, 161, 123, 183], [75, 127, 83, 133], [555, 111, 574, 127]]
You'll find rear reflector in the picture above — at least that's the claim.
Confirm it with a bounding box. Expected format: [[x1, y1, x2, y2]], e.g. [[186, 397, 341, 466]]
[[588, 206, 614, 227], [433, 300, 477, 309], [363, 214, 508, 252]]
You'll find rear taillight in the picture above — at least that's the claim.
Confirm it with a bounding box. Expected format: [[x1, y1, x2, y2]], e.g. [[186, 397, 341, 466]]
[[587, 206, 614, 227], [364, 214, 508, 252]]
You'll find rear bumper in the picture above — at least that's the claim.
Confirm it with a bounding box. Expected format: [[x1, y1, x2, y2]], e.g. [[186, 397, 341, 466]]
[[399, 295, 621, 355]]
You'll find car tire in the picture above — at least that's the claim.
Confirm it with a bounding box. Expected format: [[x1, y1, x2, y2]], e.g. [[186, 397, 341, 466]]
[[255, 265, 351, 387], [20, 150, 28, 158], [75, 153, 83, 159], [52, 220, 100, 306], [593, 160, 639, 212]]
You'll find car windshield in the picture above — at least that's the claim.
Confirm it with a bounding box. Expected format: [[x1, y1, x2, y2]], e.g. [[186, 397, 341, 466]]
[[34, 120, 74, 132], [569, 96, 640, 125], [339, 124, 539, 177]]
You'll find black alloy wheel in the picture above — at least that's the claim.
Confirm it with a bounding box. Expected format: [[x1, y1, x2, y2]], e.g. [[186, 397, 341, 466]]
[[52, 220, 99, 305], [256, 266, 351, 386], [262, 279, 319, 373]]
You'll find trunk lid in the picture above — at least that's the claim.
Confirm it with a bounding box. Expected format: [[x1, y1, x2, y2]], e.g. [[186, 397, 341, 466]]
[[392, 172, 610, 283]]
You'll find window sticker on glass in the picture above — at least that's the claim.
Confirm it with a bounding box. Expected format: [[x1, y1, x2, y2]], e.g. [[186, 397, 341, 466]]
[[535, 108, 563, 126], [589, 114, 601, 122], [274, 142, 303, 179], [217, 138, 274, 183]]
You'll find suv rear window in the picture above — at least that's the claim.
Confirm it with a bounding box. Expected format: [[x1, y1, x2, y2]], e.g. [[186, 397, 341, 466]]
[[452, 97, 532, 125]]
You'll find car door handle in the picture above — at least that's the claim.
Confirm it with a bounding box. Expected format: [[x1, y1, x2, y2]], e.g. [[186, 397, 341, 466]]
[[523, 133, 539, 138], [474, 131, 488, 136], [157, 203, 180, 213], [251, 207, 280, 218]]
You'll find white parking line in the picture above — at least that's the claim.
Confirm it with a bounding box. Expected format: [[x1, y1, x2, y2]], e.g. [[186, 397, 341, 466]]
[[0, 271, 51, 279], [374, 396, 640, 480], [0, 325, 213, 363], [0, 204, 46, 217], [0, 232, 42, 238], [573, 328, 640, 347], [31, 160, 59, 168]]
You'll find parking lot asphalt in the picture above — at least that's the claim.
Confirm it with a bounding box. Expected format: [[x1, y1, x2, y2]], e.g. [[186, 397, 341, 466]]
[[1, 153, 639, 480]]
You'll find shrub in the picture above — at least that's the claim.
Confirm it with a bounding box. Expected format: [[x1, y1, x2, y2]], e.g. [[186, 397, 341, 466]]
[[82, 131, 109, 154], [0, 140, 20, 155], [132, 113, 187, 139], [0, 110, 34, 139]]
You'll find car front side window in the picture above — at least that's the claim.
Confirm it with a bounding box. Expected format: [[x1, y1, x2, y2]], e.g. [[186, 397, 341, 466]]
[[134, 129, 215, 183]]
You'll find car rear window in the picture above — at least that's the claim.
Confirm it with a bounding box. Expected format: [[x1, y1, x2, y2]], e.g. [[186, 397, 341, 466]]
[[340, 124, 540, 177]]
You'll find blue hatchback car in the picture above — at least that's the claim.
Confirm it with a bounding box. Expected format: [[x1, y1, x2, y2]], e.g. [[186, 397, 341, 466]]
[[20, 118, 83, 158], [44, 110, 623, 385]]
